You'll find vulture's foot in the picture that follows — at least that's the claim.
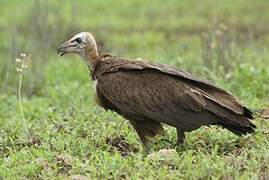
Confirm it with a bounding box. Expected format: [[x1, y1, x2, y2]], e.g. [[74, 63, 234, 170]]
[[176, 129, 185, 145]]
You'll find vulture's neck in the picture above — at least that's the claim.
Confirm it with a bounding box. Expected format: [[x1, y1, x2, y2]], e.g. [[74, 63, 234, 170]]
[[84, 50, 99, 71]]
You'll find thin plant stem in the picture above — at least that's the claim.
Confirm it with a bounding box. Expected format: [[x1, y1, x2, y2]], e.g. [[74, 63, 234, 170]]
[[18, 72, 27, 133]]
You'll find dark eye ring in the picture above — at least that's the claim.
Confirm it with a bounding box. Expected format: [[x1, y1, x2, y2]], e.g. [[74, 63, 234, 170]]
[[75, 38, 82, 44]]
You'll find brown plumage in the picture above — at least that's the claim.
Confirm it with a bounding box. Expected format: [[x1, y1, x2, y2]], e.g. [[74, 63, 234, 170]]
[[57, 32, 256, 145]]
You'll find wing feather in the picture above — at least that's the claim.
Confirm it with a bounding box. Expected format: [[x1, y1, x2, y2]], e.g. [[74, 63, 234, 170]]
[[102, 58, 252, 118], [97, 69, 222, 131]]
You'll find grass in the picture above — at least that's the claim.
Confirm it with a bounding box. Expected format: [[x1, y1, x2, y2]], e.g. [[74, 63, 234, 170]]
[[0, 0, 269, 179]]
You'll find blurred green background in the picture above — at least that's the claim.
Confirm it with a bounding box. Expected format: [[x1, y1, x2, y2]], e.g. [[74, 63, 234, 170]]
[[0, 0, 269, 179]]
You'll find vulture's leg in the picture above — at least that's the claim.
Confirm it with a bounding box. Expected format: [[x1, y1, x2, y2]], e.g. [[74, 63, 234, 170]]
[[126, 116, 164, 152], [130, 124, 151, 153], [176, 129, 185, 144], [129, 120, 148, 146]]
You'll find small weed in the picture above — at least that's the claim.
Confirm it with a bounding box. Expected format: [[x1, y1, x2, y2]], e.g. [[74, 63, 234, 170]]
[[16, 53, 31, 134]]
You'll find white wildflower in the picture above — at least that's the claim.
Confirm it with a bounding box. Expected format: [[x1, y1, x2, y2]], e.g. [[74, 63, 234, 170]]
[[16, 68, 22, 73], [16, 58, 22, 63], [20, 53, 26, 58]]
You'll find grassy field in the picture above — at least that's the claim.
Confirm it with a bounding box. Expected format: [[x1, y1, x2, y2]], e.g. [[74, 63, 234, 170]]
[[0, 0, 269, 179]]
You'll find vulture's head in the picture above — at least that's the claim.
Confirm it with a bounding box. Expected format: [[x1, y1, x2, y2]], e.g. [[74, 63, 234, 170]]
[[57, 32, 98, 67]]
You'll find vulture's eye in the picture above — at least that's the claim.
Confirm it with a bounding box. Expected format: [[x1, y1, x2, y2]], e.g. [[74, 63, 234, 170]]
[[75, 38, 82, 44]]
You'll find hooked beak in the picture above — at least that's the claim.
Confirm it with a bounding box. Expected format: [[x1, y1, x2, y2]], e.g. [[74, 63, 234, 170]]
[[57, 40, 75, 56]]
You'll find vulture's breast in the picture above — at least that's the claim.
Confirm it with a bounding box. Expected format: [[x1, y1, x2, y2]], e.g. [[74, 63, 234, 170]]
[[92, 80, 98, 92], [92, 80, 102, 107]]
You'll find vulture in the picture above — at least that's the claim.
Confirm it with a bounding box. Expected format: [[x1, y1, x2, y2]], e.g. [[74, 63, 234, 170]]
[[57, 32, 256, 145]]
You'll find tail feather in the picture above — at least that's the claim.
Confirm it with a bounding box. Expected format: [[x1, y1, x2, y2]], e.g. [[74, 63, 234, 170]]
[[219, 106, 256, 135], [243, 106, 254, 119], [221, 122, 256, 136]]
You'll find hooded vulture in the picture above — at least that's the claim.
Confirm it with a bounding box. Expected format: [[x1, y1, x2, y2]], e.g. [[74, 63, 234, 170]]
[[57, 32, 256, 145]]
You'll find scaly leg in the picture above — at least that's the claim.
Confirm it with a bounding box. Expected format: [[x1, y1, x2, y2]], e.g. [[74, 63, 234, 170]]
[[176, 129, 185, 144]]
